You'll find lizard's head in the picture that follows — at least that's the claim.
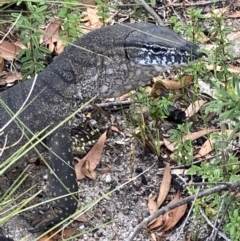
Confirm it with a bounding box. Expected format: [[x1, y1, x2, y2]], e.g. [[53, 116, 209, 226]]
[[74, 23, 203, 99], [123, 23, 202, 70]]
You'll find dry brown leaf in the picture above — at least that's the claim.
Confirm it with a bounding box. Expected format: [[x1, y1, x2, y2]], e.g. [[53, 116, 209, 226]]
[[81, 160, 97, 179], [206, 63, 240, 74], [164, 129, 217, 157], [118, 91, 133, 101], [197, 32, 210, 43], [100, 166, 111, 173], [42, 19, 62, 45], [204, 6, 229, 18], [185, 99, 206, 118], [75, 131, 107, 179], [182, 129, 217, 142], [163, 138, 175, 152], [86, 7, 103, 29], [0, 71, 22, 86], [228, 64, 240, 74], [148, 215, 164, 230], [148, 193, 158, 214], [157, 163, 172, 208], [110, 125, 120, 133], [55, 38, 66, 54], [194, 138, 213, 158], [80, 130, 107, 179], [162, 192, 187, 231], [152, 75, 193, 95], [37, 228, 59, 241], [38, 234, 54, 241], [179, 75, 194, 86], [4, 72, 22, 83], [39, 226, 78, 241], [0, 57, 4, 72], [74, 213, 88, 222], [150, 233, 157, 241], [194, 129, 238, 158], [147, 193, 164, 230], [226, 11, 240, 18], [13, 40, 25, 49], [48, 41, 55, 53], [0, 41, 21, 61], [171, 168, 188, 175], [75, 157, 87, 179], [58, 226, 78, 239]]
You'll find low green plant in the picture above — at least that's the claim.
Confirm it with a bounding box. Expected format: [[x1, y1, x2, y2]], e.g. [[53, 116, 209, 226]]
[[176, 10, 240, 241], [12, 0, 49, 79], [131, 87, 173, 156], [169, 122, 194, 165], [169, 8, 206, 42], [58, 0, 82, 42], [96, 0, 110, 25], [11, 0, 82, 80]]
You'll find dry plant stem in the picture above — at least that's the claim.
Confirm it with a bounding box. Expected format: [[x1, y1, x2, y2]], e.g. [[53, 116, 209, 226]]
[[212, 190, 238, 241], [200, 208, 231, 241], [124, 180, 240, 241], [210, 192, 228, 241], [186, 181, 232, 186], [0, 12, 21, 44], [135, 0, 163, 25], [175, 187, 201, 240], [81, 99, 132, 112], [161, 0, 227, 8]]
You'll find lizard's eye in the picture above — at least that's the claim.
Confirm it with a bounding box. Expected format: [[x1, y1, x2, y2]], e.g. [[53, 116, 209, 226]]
[[150, 45, 162, 54]]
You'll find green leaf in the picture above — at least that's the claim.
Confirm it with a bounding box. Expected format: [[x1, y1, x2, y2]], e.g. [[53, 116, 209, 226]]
[[35, 4, 48, 13]]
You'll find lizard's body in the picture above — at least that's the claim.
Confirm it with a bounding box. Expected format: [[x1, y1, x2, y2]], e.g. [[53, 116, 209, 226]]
[[0, 23, 201, 235]]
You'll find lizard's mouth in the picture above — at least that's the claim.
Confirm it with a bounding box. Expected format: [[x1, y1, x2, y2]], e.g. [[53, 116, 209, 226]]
[[124, 41, 204, 67], [126, 45, 203, 67]]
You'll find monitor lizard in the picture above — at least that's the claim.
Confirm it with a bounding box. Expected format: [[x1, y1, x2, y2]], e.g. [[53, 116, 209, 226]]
[[0, 22, 202, 236]]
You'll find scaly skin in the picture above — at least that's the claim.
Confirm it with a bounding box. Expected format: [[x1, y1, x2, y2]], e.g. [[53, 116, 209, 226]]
[[0, 23, 202, 235]]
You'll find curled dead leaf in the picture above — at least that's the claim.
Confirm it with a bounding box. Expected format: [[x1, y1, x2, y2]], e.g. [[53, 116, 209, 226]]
[[185, 99, 206, 118], [157, 163, 172, 208], [0, 57, 4, 72], [75, 131, 107, 180], [42, 18, 62, 45], [194, 138, 213, 158], [87, 7, 103, 29], [152, 75, 193, 97], [0, 41, 21, 61], [148, 193, 158, 214], [182, 128, 216, 142], [162, 192, 187, 231], [163, 138, 175, 152]]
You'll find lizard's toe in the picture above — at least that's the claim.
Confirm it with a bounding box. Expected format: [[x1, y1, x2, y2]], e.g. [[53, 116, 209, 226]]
[[23, 206, 70, 233]]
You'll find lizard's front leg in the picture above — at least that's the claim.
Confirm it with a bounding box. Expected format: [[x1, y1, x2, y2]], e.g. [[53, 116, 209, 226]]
[[26, 126, 78, 233]]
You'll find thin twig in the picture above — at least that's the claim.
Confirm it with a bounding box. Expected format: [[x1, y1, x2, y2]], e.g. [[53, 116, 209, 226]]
[[213, 190, 238, 241], [210, 192, 229, 240], [200, 208, 231, 241], [161, 0, 228, 8], [0, 12, 22, 44], [135, 0, 163, 25], [80, 99, 132, 112], [175, 188, 201, 240], [124, 180, 240, 241]]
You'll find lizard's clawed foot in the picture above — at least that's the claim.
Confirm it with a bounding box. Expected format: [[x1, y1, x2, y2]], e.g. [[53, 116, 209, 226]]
[[22, 206, 66, 233]]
